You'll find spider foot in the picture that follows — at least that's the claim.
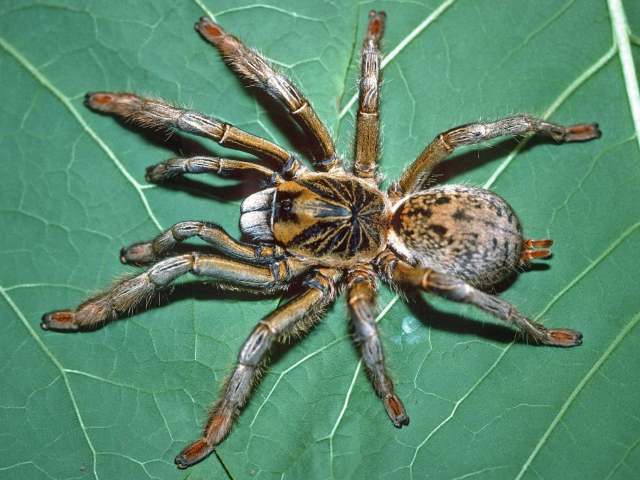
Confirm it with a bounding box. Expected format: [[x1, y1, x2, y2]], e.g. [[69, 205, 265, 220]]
[[175, 438, 214, 469], [563, 123, 601, 142], [367, 10, 386, 40], [41, 310, 78, 332], [542, 328, 583, 347], [120, 242, 155, 265], [145, 163, 174, 183], [530, 324, 583, 347], [195, 16, 226, 44], [521, 238, 553, 265], [384, 393, 410, 428], [84, 92, 140, 116]]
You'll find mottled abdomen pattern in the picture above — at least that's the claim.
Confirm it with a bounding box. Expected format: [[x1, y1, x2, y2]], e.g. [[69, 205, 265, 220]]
[[390, 185, 522, 286], [272, 174, 388, 264]]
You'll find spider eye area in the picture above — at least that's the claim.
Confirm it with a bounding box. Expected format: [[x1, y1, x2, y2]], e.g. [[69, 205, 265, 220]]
[[272, 187, 304, 223], [280, 198, 293, 212]]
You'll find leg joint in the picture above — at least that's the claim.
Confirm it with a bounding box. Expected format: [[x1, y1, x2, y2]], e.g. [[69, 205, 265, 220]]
[[374, 251, 398, 281], [269, 257, 306, 285], [146, 254, 193, 286], [238, 324, 273, 366], [347, 267, 376, 288], [302, 269, 338, 296], [280, 155, 305, 180], [172, 221, 204, 240]]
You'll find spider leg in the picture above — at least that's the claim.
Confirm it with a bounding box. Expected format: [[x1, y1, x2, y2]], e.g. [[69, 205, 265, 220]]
[[41, 254, 306, 332], [353, 11, 385, 181], [377, 252, 582, 347], [145, 155, 280, 184], [195, 17, 339, 172], [348, 267, 409, 427], [120, 221, 282, 265], [175, 268, 342, 469], [84, 92, 296, 169], [393, 115, 601, 195]]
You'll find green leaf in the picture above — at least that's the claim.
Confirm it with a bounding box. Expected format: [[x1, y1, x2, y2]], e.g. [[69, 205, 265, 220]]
[[1, 1, 639, 479]]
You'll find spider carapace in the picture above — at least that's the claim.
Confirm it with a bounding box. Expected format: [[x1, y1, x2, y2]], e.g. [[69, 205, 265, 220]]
[[42, 11, 600, 468], [242, 174, 389, 264]]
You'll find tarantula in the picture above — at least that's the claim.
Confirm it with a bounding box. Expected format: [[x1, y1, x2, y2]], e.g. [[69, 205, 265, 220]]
[[42, 11, 600, 469]]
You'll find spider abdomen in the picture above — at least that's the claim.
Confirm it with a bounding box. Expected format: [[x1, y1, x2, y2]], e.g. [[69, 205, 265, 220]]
[[389, 185, 523, 286]]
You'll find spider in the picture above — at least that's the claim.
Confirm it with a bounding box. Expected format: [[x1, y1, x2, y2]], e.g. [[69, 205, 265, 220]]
[[42, 11, 600, 469]]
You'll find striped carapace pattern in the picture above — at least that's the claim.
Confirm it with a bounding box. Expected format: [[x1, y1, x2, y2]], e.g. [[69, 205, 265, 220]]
[[272, 174, 388, 263]]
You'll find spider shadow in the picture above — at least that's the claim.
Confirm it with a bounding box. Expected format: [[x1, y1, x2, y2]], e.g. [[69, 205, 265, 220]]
[[403, 290, 515, 346], [75, 277, 282, 333], [257, 277, 330, 367], [402, 277, 547, 347], [250, 88, 324, 162], [100, 114, 274, 201], [169, 277, 322, 373], [213, 54, 322, 164], [432, 136, 562, 184], [481, 260, 552, 296]]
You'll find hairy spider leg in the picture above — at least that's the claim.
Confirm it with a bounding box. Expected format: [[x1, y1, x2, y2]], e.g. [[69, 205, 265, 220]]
[[377, 252, 582, 347], [348, 267, 409, 427], [42, 254, 305, 331], [196, 17, 339, 171], [175, 268, 341, 469], [354, 11, 385, 181], [85, 92, 296, 169], [394, 115, 601, 195], [145, 155, 279, 184], [120, 221, 283, 266]]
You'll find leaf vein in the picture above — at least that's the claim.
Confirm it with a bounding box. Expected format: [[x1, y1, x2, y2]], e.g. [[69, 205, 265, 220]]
[[0, 286, 100, 480], [608, 0, 640, 153], [338, 0, 457, 119], [0, 36, 163, 232], [406, 220, 639, 473], [515, 310, 640, 479], [483, 44, 616, 189]]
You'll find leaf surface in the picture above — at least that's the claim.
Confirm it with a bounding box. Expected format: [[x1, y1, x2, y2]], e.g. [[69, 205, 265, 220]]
[[1, 1, 639, 479]]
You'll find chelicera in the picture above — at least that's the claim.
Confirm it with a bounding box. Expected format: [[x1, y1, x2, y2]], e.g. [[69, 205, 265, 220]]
[[42, 11, 600, 469]]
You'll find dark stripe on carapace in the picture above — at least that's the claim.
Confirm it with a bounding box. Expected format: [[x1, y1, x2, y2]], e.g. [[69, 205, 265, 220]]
[[300, 177, 353, 205], [306, 201, 350, 218], [281, 176, 386, 259]]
